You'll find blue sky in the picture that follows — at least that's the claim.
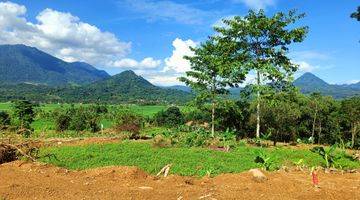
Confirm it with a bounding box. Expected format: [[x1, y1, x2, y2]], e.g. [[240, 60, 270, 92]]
[[1, 0, 359, 85]]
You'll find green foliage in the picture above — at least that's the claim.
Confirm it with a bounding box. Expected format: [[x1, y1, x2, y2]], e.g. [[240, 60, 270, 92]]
[[180, 38, 246, 136], [261, 92, 301, 145], [114, 108, 144, 137], [0, 111, 11, 127], [351, 6, 360, 21], [39, 141, 360, 176], [53, 105, 101, 133], [340, 97, 360, 148], [215, 9, 308, 138], [54, 112, 71, 132], [310, 144, 340, 168], [254, 150, 276, 171], [154, 106, 184, 127], [183, 108, 211, 123], [12, 100, 36, 131]]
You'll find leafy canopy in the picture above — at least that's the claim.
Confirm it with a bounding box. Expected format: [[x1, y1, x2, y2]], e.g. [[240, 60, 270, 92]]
[[179, 38, 246, 102], [351, 6, 360, 21], [214, 9, 308, 86]]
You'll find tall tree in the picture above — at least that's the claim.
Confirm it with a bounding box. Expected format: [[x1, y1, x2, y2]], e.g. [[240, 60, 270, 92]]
[[341, 97, 360, 148], [214, 10, 308, 138], [351, 6, 360, 21], [179, 38, 246, 137]]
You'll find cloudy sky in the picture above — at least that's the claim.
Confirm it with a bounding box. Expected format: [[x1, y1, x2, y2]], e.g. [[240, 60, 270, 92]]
[[0, 0, 359, 85]]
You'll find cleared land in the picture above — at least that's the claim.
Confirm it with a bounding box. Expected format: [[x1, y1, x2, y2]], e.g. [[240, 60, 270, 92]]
[[0, 160, 359, 200]]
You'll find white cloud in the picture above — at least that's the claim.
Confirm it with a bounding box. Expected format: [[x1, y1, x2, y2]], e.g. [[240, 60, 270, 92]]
[[163, 38, 197, 73], [111, 57, 161, 69], [120, 0, 210, 25], [0, 1, 131, 66], [295, 61, 316, 72], [232, 0, 276, 10], [147, 75, 181, 86]]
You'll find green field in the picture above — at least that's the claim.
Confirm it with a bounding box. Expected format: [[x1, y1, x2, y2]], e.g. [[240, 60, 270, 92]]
[[39, 141, 360, 177], [0, 102, 170, 133]]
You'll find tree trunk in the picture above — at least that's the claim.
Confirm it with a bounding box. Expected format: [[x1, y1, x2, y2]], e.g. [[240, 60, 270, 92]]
[[311, 105, 317, 140], [256, 70, 261, 138], [211, 100, 215, 137], [351, 123, 357, 148], [211, 78, 216, 138], [318, 121, 322, 145]]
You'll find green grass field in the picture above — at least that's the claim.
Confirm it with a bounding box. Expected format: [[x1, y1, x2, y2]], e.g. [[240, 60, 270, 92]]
[[39, 141, 360, 177], [0, 102, 171, 133]]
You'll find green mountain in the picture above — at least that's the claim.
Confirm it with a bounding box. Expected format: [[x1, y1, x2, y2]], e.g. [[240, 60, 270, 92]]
[[0, 44, 109, 86], [0, 70, 192, 104], [294, 72, 360, 99], [54, 70, 192, 103]]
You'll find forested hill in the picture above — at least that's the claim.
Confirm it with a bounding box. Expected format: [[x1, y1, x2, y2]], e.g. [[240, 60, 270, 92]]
[[294, 72, 360, 99], [0, 44, 109, 86], [0, 70, 192, 104], [53, 70, 192, 103]]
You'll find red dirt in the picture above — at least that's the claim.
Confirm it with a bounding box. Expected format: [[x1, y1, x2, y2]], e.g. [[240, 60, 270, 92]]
[[1, 161, 359, 200]]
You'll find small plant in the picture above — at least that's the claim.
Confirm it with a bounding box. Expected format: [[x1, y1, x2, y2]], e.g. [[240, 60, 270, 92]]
[[152, 135, 172, 148], [310, 144, 340, 168], [293, 159, 305, 170], [254, 150, 274, 171]]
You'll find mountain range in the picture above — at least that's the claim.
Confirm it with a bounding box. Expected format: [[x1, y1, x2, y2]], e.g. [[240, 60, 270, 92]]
[[0, 44, 358, 103], [0, 44, 109, 86]]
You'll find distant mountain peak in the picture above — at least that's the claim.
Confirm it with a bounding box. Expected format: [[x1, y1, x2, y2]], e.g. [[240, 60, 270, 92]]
[[294, 72, 360, 99], [294, 72, 329, 87], [0, 44, 109, 86]]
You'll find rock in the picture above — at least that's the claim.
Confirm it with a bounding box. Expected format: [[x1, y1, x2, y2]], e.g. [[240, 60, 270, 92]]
[[138, 186, 153, 190], [249, 169, 267, 182]]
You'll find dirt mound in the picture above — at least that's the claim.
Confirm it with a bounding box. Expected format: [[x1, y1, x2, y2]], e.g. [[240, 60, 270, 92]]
[[0, 161, 359, 200]]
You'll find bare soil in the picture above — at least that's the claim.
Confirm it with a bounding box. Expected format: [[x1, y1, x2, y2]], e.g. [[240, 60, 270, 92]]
[[1, 161, 359, 200]]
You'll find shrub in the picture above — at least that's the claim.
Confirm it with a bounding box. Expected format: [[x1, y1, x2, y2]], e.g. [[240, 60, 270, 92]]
[[154, 106, 184, 127], [310, 144, 340, 168], [114, 109, 144, 138], [54, 113, 71, 132], [183, 108, 210, 123], [52, 106, 101, 133], [68, 108, 88, 132], [12, 100, 36, 130], [254, 150, 276, 171], [0, 111, 11, 127]]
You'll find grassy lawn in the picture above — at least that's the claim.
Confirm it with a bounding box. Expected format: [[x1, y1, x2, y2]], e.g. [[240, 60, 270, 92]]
[[39, 141, 360, 177]]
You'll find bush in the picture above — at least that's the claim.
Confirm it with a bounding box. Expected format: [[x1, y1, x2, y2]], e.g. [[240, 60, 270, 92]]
[[12, 100, 36, 130], [154, 106, 184, 127], [54, 113, 71, 132], [114, 109, 144, 138], [0, 111, 11, 127], [53, 106, 101, 133], [183, 108, 210, 123]]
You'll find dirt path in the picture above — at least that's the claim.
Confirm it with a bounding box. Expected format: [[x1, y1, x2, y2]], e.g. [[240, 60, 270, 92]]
[[0, 161, 359, 200]]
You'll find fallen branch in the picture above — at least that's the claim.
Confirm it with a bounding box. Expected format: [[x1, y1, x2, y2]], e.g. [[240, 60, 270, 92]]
[[156, 164, 172, 177], [1, 143, 37, 162]]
